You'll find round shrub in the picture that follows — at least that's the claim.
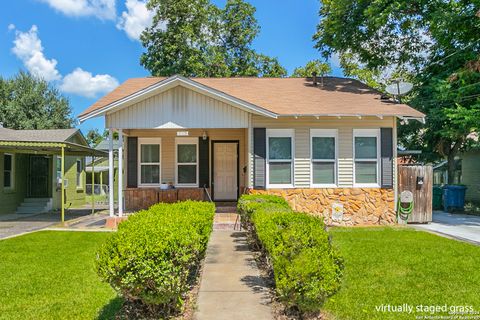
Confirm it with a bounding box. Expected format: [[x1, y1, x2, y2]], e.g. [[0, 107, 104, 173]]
[[95, 201, 215, 310]]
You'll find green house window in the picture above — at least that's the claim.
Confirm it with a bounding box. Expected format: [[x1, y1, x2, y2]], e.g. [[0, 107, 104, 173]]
[[3, 154, 13, 188]]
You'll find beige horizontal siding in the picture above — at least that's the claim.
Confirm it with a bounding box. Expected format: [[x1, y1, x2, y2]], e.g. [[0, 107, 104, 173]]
[[338, 128, 353, 187], [294, 128, 310, 187], [251, 115, 395, 188]]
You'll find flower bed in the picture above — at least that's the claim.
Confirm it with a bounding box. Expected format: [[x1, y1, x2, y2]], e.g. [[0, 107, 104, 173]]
[[238, 194, 343, 314], [96, 200, 215, 316]]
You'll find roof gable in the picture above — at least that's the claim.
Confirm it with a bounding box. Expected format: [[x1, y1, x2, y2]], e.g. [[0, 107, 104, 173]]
[[79, 75, 277, 122]]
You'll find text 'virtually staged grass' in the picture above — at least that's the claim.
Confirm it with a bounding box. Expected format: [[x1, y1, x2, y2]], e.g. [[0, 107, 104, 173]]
[[0, 227, 479, 319], [323, 227, 480, 320]]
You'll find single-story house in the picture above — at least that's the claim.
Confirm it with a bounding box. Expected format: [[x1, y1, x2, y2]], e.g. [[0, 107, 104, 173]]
[[78, 75, 424, 225], [0, 127, 106, 216]]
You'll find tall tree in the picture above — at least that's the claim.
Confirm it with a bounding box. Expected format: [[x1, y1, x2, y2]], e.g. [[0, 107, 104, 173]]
[[140, 0, 286, 77], [0, 71, 73, 129], [314, 0, 480, 182], [292, 60, 331, 77], [85, 129, 104, 147]]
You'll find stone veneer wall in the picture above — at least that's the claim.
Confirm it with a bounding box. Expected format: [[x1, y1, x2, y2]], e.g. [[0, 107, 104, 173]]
[[249, 188, 396, 226]]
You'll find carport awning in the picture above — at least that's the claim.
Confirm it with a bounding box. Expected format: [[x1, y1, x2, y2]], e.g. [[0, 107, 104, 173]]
[[0, 141, 108, 157]]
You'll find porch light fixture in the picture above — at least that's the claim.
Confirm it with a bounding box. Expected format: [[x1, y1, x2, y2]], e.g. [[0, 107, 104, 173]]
[[202, 131, 208, 140]]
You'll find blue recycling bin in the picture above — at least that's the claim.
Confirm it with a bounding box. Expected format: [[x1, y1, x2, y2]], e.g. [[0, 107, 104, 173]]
[[442, 185, 467, 212]]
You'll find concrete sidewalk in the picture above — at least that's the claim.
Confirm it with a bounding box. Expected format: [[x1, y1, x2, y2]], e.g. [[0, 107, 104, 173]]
[[195, 230, 272, 320], [412, 211, 480, 245]]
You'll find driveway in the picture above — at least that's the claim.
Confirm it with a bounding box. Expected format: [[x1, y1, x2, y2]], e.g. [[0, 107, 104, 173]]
[[0, 208, 110, 240], [412, 211, 480, 245]]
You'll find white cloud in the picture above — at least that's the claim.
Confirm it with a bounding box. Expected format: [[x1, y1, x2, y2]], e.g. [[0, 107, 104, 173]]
[[116, 0, 154, 40], [38, 0, 116, 20], [12, 25, 61, 81], [60, 68, 119, 98], [7, 24, 15, 31], [12, 25, 119, 98]]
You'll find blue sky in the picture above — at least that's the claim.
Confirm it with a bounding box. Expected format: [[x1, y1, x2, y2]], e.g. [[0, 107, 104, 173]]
[[0, 0, 341, 133]]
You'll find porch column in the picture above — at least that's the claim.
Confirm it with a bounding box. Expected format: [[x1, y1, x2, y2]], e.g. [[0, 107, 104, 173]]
[[61, 146, 65, 223], [118, 129, 124, 217], [108, 129, 114, 217], [91, 155, 95, 215]]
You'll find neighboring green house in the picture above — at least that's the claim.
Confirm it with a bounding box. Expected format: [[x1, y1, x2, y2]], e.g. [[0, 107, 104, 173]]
[[433, 150, 480, 203], [86, 139, 120, 201], [0, 127, 106, 215]]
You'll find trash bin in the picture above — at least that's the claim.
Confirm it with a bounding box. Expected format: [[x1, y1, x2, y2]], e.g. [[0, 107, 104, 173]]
[[442, 185, 467, 212], [433, 186, 443, 210]]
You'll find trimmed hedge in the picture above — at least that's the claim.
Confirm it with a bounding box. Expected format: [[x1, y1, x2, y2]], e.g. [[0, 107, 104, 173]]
[[238, 194, 343, 313], [95, 201, 215, 310]]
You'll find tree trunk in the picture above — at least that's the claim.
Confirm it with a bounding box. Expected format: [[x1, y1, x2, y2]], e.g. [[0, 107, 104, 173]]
[[447, 152, 457, 185]]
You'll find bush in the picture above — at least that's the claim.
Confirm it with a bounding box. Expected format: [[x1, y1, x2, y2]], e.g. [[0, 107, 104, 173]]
[[95, 201, 215, 311], [238, 195, 343, 313]]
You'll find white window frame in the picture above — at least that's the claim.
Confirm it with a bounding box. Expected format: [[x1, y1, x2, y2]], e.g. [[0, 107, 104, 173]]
[[175, 137, 199, 187], [266, 129, 294, 188], [3, 153, 14, 190], [138, 137, 162, 187], [76, 159, 83, 189], [353, 129, 381, 187], [310, 129, 338, 188]]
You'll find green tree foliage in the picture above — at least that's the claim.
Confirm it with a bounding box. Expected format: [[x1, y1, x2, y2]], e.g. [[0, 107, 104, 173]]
[[85, 129, 104, 147], [140, 0, 286, 77], [292, 60, 331, 78], [0, 71, 73, 129], [314, 0, 480, 182]]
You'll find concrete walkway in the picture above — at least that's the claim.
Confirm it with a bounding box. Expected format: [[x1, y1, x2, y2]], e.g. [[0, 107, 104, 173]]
[[412, 211, 480, 245], [195, 230, 272, 320]]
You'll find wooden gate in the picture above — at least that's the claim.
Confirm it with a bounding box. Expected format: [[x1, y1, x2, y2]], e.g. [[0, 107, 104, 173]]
[[398, 165, 433, 223]]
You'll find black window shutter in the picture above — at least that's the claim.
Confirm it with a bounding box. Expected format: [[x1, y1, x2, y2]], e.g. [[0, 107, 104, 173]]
[[253, 128, 266, 189], [199, 137, 209, 188], [380, 128, 394, 188], [127, 137, 138, 188]]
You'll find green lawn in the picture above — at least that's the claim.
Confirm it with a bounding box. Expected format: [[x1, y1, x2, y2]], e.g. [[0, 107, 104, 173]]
[[0, 231, 122, 320], [323, 227, 480, 320]]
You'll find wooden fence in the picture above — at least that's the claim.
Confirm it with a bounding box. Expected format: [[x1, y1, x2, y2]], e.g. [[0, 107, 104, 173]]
[[398, 165, 433, 223]]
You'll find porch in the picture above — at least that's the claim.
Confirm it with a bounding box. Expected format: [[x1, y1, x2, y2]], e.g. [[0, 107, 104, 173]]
[[111, 128, 249, 213]]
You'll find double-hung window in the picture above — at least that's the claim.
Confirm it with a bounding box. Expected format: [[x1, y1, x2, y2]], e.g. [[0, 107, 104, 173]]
[[311, 129, 337, 187], [138, 138, 161, 186], [353, 129, 380, 186], [176, 138, 198, 186], [3, 153, 14, 189], [76, 159, 83, 188], [267, 129, 294, 188]]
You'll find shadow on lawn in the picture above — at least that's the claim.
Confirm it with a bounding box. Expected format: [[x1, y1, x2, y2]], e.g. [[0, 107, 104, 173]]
[[97, 296, 124, 320]]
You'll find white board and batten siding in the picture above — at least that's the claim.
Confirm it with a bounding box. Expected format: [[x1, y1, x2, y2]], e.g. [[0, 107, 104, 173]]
[[250, 115, 396, 188], [106, 86, 249, 129]]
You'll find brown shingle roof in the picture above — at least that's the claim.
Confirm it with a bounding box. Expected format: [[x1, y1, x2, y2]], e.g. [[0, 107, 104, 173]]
[[79, 76, 424, 119]]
